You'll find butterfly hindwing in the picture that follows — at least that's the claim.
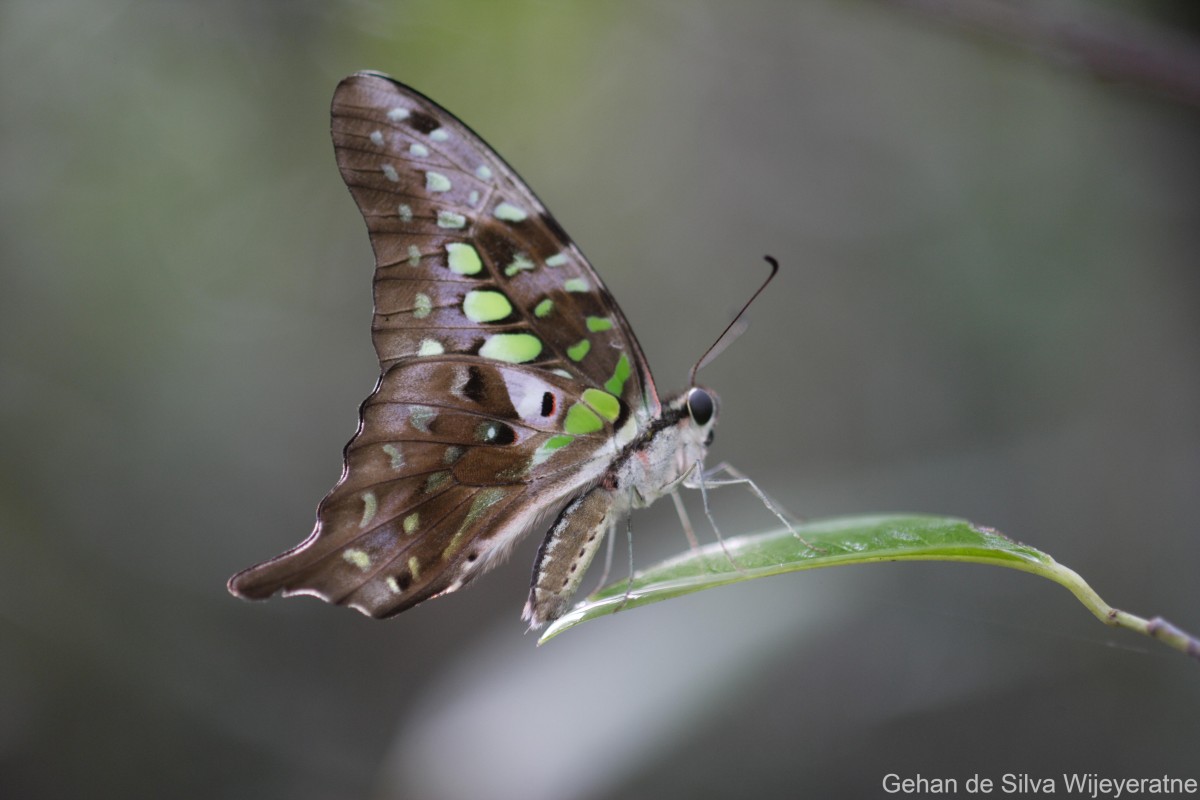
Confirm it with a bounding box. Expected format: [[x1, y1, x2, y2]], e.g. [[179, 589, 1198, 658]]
[[229, 357, 627, 617]]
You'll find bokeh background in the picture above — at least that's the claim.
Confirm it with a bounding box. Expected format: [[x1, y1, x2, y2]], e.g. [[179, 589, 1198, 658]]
[[2, 1, 1198, 797]]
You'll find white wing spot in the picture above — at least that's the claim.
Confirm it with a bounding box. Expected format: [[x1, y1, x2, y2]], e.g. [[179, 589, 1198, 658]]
[[409, 143, 429, 157], [468, 190, 479, 207], [408, 245, 422, 266], [381, 163, 400, 182], [382, 443, 405, 469], [545, 252, 568, 267], [429, 128, 449, 142], [615, 417, 639, 447], [504, 374, 549, 421], [398, 203, 413, 222], [403, 512, 420, 534], [475, 165, 492, 181], [437, 210, 466, 229], [418, 339, 445, 356], [409, 405, 436, 433], [532, 442, 557, 468], [425, 171, 452, 193], [386, 576, 401, 593], [387, 107, 411, 121], [493, 202, 528, 223], [370, 130, 385, 146]]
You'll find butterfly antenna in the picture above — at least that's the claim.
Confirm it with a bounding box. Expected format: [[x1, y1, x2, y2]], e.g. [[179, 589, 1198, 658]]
[[689, 255, 780, 386]]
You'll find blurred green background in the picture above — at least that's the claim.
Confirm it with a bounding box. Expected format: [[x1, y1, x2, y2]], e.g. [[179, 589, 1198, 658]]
[[2, 0, 1198, 797]]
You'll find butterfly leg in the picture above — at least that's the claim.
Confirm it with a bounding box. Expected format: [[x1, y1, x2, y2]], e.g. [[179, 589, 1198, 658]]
[[588, 516, 618, 597], [686, 460, 745, 572], [692, 462, 819, 550], [612, 510, 638, 615], [523, 487, 617, 629], [669, 489, 701, 552], [690, 461, 801, 532]]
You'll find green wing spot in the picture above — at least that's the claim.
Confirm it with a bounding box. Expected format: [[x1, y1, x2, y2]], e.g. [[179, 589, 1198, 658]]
[[403, 512, 419, 534], [424, 471, 452, 494], [413, 293, 432, 319], [567, 339, 591, 362], [504, 253, 535, 276], [446, 243, 482, 275], [582, 388, 620, 422], [463, 487, 507, 528], [359, 491, 378, 528], [586, 316, 613, 332], [564, 403, 603, 435], [480, 333, 543, 364], [437, 210, 467, 229], [343, 549, 371, 570], [543, 434, 574, 451], [604, 353, 632, 395], [564, 278, 588, 293], [534, 298, 554, 318], [444, 490, 503, 560], [463, 290, 513, 323], [545, 253, 568, 267], [534, 434, 572, 467]]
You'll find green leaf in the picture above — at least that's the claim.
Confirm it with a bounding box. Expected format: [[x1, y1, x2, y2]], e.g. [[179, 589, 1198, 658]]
[[538, 514, 1199, 662]]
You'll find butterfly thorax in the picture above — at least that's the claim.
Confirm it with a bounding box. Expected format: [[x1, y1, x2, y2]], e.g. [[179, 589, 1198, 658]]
[[520, 385, 718, 626], [612, 386, 718, 510]]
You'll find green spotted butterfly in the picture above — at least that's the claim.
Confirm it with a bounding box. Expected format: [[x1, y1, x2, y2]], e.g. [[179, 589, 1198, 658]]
[[228, 71, 755, 627]]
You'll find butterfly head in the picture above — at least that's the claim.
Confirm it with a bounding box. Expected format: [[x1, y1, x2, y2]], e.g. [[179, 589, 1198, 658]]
[[686, 386, 717, 440], [668, 385, 719, 467]]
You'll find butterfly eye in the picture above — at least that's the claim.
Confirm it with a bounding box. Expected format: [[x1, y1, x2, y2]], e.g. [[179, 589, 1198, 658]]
[[686, 388, 715, 426]]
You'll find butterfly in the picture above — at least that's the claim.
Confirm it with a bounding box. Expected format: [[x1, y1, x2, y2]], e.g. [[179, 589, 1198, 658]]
[[228, 71, 773, 628]]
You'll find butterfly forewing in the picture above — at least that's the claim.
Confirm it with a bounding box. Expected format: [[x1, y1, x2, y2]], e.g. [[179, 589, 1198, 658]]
[[330, 72, 659, 415]]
